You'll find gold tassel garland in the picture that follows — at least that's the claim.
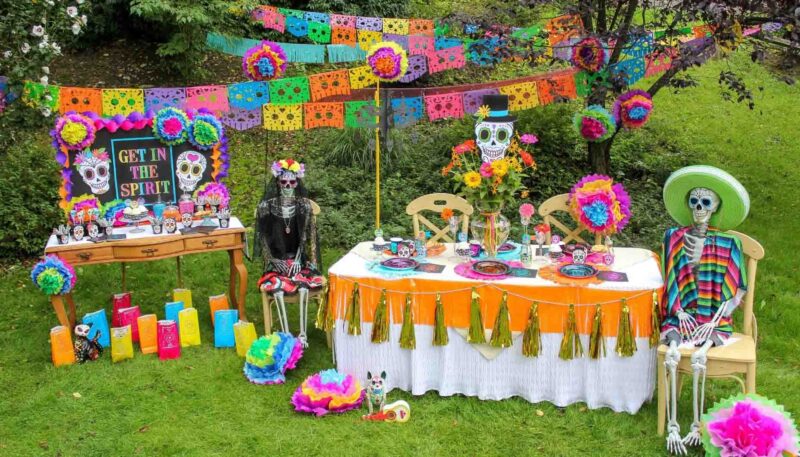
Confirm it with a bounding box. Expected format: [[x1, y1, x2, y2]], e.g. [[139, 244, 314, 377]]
[[559, 304, 584, 360], [522, 302, 542, 357], [432, 292, 449, 346], [649, 290, 661, 348], [588, 304, 606, 359], [370, 289, 389, 343], [467, 288, 486, 344], [399, 293, 416, 349], [314, 283, 330, 331], [346, 283, 361, 335], [490, 292, 513, 348], [615, 299, 636, 357]]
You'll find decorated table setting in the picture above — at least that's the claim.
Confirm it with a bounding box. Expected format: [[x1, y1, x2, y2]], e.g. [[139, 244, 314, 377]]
[[321, 96, 663, 413]]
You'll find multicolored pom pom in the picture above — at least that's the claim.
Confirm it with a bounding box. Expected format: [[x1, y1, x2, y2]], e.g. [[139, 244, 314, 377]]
[[291, 369, 365, 416], [242, 41, 287, 81], [243, 333, 303, 385], [188, 113, 223, 150], [53, 113, 96, 151], [571, 37, 608, 72], [612, 89, 653, 129], [366, 41, 409, 82], [193, 182, 230, 208], [573, 105, 616, 142], [153, 107, 190, 145], [31, 255, 76, 296], [568, 174, 631, 235]]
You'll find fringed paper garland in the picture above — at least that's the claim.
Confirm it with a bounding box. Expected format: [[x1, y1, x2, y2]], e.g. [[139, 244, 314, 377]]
[[370, 289, 389, 344], [467, 288, 486, 344], [588, 304, 606, 359], [559, 304, 584, 360], [522, 302, 542, 357], [432, 292, 448, 346], [615, 299, 636, 357], [399, 294, 416, 350], [490, 292, 512, 348], [649, 290, 660, 348], [345, 282, 361, 335]]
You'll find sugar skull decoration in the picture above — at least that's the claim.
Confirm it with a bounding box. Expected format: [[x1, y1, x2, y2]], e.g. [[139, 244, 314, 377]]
[[474, 95, 516, 163], [74, 148, 111, 194], [175, 151, 207, 193], [271, 158, 305, 198]]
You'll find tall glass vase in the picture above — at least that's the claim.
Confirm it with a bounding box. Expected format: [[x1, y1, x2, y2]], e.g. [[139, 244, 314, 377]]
[[470, 204, 510, 259]]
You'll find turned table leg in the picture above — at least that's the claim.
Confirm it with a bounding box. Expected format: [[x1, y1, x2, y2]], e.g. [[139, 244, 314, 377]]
[[50, 294, 73, 329], [229, 248, 248, 321]]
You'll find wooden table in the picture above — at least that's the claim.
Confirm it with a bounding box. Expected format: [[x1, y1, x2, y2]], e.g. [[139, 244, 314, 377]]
[[44, 217, 248, 329]]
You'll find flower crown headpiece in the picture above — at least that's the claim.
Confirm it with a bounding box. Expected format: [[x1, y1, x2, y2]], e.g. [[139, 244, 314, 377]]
[[74, 147, 109, 165], [271, 158, 305, 178]]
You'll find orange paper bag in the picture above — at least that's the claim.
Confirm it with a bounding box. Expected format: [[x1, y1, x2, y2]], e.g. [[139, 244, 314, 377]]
[[137, 314, 158, 354], [50, 326, 76, 367], [208, 294, 230, 326]]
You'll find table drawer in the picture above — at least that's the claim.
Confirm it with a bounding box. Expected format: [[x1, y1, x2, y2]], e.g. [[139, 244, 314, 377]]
[[184, 234, 239, 252], [58, 246, 115, 264], [114, 240, 184, 260]]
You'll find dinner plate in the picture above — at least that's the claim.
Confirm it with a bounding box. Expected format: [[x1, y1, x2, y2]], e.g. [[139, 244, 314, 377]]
[[558, 264, 598, 279], [497, 242, 516, 253], [471, 260, 510, 276], [380, 258, 419, 271]]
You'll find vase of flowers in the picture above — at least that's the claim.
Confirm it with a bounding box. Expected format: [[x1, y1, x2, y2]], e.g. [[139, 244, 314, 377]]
[[442, 128, 537, 258]]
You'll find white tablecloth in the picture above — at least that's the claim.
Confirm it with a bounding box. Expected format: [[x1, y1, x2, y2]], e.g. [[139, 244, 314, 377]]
[[329, 243, 663, 413]]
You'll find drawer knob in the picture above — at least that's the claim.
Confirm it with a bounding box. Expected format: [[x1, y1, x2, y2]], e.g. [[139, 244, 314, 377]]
[[77, 252, 92, 261], [141, 248, 158, 257], [202, 239, 218, 248]]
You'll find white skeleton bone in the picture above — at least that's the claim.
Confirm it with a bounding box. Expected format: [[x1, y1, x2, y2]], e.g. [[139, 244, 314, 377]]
[[475, 120, 513, 162]]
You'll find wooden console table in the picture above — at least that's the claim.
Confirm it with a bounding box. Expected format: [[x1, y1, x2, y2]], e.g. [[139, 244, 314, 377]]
[[43, 217, 248, 329]]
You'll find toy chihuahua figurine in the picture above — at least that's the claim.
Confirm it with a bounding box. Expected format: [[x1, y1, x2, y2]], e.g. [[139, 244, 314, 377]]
[[74, 323, 103, 363], [365, 371, 387, 415]]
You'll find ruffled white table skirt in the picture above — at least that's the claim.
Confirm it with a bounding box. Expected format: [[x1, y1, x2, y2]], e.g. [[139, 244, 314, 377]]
[[334, 322, 656, 414]]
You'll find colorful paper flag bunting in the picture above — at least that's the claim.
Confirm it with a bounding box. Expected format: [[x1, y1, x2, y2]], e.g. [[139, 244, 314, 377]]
[[308, 69, 351, 101], [304, 102, 344, 129], [263, 104, 303, 131], [425, 92, 464, 121], [228, 81, 270, 110], [499, 82, 540, 111], [144, 88, 186, 112], [269, 76, 311, 104], [348, 66, 378, 89], [101, 88, 145, 116]]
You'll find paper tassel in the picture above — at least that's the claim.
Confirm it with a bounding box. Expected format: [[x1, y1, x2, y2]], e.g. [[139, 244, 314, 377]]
[[588, 304, 606, 359], [327, 44, 366, 63], [490, 292, 512, 348], [433, 292, 448, 346], [346, 283, 361, 335], [314, 283, 330, 330], [371, 289, 390, 343], [281, 42, 326, 64], [522, 302, 541, 357], [615, 299, 636, 357], [650, 290, 660, 348], [559, 304, 584, 360], [467, 288, 485, 344], [399, 294, 416, 350]]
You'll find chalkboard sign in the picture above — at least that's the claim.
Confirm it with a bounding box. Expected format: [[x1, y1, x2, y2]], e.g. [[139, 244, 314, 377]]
[[56, 111, 226, 209]]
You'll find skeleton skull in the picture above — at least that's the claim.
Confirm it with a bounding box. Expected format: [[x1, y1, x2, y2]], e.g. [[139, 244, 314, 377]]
[[279, 171, 298, 198], [475, 121, 514, 162], [175, 151, 207, 192], [572, 247, 587, 264], [688, 187, 720, 226], [75, 150, 111, 194]]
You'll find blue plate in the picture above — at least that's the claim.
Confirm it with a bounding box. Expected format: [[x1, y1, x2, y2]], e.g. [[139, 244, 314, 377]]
[[558, 264, 598, 279]]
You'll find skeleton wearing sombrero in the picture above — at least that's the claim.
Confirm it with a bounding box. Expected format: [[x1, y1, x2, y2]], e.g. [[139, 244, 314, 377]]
[[255, 159, 323, 347], [660, 165, 750, 455]]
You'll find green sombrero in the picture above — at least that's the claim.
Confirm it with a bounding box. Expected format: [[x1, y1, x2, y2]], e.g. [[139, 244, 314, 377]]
[[663, 165, 750, 231]]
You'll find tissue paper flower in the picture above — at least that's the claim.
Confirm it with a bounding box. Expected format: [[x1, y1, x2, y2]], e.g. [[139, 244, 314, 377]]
[[53, 113, 95, 150], [568, 174, 631, 235], [291, 369, 365, 416], [612, 89, 653, 129], [243, 333, 303, 385], [188, 113, 223, 150], [571, 37, 608, 72], [519, 203, 535, 219], [31, 255, 75, 295], [242, 41, 287, 81], [366, 41, 409, 82], [194, 182, 230, 208], [573, 105, 616, 142], [153, 107, 190, 145]]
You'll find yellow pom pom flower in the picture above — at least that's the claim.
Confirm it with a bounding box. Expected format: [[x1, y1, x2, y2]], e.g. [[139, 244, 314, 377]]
[[490, 159, 509, 177]]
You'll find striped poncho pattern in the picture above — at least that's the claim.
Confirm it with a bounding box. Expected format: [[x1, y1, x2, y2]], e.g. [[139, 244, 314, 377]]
[[660, 226, 747, 339]]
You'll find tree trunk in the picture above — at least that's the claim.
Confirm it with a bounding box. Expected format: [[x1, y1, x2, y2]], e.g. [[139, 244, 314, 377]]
[[588, 141, 611, 174]]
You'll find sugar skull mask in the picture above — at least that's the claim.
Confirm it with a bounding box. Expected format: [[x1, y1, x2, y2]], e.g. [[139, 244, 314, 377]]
[[75, 148, 111, 194], [475, 121, 514, 162], [688, 187, 720, 226], [175, 151, 207, 192]]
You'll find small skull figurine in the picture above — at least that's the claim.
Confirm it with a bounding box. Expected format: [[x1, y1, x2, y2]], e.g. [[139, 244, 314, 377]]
[[365, 371, 387, 415], [572, 246, 587, 264], [397, 242, 415, 258], [164, 218, 177, 233], [688, 187, 720, 226]]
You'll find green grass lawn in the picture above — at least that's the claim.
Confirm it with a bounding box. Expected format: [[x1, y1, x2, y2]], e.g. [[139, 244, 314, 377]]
[[2, 51, 799, 456]]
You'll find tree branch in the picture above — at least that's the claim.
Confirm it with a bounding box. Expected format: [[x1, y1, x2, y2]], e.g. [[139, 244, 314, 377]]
[[607, 0, 638, 66], [598, 0, 607, 32]]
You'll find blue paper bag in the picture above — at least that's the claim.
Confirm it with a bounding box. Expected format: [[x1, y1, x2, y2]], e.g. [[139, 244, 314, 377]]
[[165, 301, 184, 325], [82, 309, 110, 348], [214, 309, 238, 348]]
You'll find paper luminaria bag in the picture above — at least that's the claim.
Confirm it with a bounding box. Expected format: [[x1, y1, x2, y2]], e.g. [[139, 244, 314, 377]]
[[50, 326, 76, 367], [82, 309, 110, 348], [116, 306, 141, 342], [214, 309, 238, 348], [111, 292, 131, 327], [165, 301, 185, 325], [172, 289, 192, 309], [234, 320, 257, 357], [208, 294, 230, 326], [157, 320, 181, 360], [111, 326, 134, 363], [178, 308, 201, 347], [137, 314, 158, 354]]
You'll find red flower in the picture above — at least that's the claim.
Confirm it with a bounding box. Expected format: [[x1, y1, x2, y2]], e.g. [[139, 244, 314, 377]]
[[453, 139, 475, 155], [520, 150, 534, 167]]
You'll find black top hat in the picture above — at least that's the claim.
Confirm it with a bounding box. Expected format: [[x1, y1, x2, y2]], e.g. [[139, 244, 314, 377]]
[[480, 94, 516, 122]]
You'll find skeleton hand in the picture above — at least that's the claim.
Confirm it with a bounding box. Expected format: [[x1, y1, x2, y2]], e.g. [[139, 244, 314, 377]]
[[691, 305, 725, 343], [289, 253, 302, 277], [676, 311, 697, 341]]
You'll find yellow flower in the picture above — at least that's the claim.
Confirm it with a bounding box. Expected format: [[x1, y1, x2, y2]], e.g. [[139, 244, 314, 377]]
[[464, 171, 482, 188], [61, 121, 88, 145], [289, 162, 301, 172], [279, 159, 288, 169], [476, 105, 491, 119], [490, 159, 508, 177], [507, 156, 522, 172]]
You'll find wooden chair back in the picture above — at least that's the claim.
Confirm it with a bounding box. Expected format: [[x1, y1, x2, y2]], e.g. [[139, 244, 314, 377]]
[[727, 230, 765, 340], [405, 193, 473, 243], [538, 193, 601, 245]]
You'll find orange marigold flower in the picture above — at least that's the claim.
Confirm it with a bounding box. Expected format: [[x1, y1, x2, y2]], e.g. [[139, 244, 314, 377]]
[[519, 150, 535, 167], [441, 207, 454, 220]]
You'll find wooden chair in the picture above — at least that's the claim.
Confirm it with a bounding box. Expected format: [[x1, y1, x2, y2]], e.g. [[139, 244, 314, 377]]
[[538, 193, 601, 245], [656, 230, 764, 435], [259, 200, 328, 337], [405, 193, 473, 243]]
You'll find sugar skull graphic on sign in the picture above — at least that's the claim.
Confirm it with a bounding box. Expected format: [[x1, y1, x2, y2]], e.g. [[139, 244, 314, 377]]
[[175, 151, 207, 193], [75, 148, 111, 194]]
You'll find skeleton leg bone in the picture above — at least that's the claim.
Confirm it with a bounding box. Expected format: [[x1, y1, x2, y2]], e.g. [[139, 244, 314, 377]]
[[683, 340, 713, 447], [298, 288, 309, 347], [273, 291, 289, 334], [665, 339, 687, 455]]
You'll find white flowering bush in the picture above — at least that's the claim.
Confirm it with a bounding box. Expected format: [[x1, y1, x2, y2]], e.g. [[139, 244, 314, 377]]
[[0, 0, 91, 116]]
